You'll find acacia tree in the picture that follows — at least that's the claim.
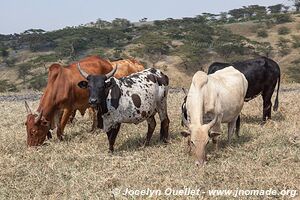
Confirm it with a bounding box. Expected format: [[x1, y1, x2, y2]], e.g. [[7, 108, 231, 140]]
[[18, 63, 31, 84], [112, 18, 131, 29], [268, 4, 284, 13], [290, 0, 300, 12]]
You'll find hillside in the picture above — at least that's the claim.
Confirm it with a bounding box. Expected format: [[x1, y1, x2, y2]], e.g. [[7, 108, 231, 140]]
[[0, 11, 300, 91]]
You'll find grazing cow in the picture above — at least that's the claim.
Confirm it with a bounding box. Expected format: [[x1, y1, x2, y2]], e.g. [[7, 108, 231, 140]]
[[207, 57, 280, 122], [77, 65, 170, 152], [181, 67, 248, 166], [25, 56, 144, 147]]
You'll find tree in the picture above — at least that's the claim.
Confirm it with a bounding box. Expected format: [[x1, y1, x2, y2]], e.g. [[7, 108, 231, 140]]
[[256, 42, 273, 57], [228, 8, 245, 20], [135, 32, 170, 64], [268, 4, 284, 13], [276, 37, 291, 56], [219, 12, 228, 23], [0, 48, 9, 57], [112, 18, 132, 29], [18, 63, 31, 84], [274, 14, 293, 24], [20, 29, 52, 52], [95, 19, 111, 28], [202, 13, 219, 22], [139, 18, 148, 23], [289, 0, 300, 12]]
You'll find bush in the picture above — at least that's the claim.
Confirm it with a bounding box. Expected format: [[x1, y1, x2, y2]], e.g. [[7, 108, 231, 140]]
[[291, 35, 300, 48], [257, 29, 268, 38], [31, 54, 59, 64], [278, 26, 290, 35], [29, 74, 47, 90], [256, 42, 273, 57], [274, 14, 293, 24], [5, 57, 17, 67], [0, 80, 18, 92], [276, 37, 291, 56]]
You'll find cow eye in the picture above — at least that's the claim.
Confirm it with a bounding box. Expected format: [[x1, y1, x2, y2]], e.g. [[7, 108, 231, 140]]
[[190, 140, 196, 147]]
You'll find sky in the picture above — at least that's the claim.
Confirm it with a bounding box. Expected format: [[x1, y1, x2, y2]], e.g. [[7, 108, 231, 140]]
[[0, 0, 292, 34]]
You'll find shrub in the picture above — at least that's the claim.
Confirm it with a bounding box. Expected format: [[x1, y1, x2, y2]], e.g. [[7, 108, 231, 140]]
[[29, 74, 47, 90], [291, 35, 300, 48], [256, 42, 273, 57], [276, 37, 291, 56], [31, 54, 59, 64], [5, 57, 17, 67], [0, 80, 18, 92], [278, 26, 290, 35], [257, 29, 268, 38], [274, 14, 293, 24]]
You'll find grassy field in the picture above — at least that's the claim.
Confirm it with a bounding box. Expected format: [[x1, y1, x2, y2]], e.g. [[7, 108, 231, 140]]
[[0, 84, 299, 199]]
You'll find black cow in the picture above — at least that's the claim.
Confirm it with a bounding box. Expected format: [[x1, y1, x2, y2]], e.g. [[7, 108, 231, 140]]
[[76, 64, 170, 152], [207, 57, 280, 122]]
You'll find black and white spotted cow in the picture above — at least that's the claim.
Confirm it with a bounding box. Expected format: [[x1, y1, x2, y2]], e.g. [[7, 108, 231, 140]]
[[77, 64, 170, 152]]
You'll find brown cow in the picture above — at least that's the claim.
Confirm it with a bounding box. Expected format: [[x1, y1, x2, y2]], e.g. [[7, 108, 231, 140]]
[[107, 58, 144, 77], [25, 56, 144, 147]]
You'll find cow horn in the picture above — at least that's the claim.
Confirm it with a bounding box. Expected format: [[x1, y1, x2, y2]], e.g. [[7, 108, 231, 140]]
[[34, 111, 43, 124], [105, 65, 118, 79], [25, 101, 32, 114], [182, 88, 188, 96], [77, 63, 89, 79]]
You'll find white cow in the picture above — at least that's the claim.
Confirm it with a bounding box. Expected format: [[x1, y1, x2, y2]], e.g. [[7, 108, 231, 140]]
[[181, 67, 248, 166]]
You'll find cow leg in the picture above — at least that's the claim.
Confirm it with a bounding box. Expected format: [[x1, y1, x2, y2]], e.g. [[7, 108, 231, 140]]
[[209, 116, 222, 150], [227, 117, 238, 143], [106, 124, 121, 152], [88, 108, 97, 132], [68, 110, 76, 123], [145, 116, 156, 146], [97, 111, 103, 129], [57, 108, 73, 140], [235, 115, 240, 138], [157, 99, 170, 143], [262, 87, 275, 122], [158, 108, 170, 143]]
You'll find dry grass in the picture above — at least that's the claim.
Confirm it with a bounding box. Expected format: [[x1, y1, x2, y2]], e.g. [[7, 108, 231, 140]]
[[0, 84, 299, 199]]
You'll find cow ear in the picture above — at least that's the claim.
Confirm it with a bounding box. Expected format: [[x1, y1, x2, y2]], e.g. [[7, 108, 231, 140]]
[[78, 81, 88, 89], [181, 130, 191, 137]]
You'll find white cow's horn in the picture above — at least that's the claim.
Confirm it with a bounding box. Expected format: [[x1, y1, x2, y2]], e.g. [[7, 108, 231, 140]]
[[105, 65, 118, 79], [34, 111, 43, 124], [77, 63, 89, 79], [25, 101, 32, 114]]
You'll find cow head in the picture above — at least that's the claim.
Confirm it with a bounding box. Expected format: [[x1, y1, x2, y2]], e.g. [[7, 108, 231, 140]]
[[181, 115, 218, 166], [25, 101, 51, 147], [77, 63, 117, 108]]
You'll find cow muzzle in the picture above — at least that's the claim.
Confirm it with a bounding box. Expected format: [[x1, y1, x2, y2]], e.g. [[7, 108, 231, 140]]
[[89, 98, 98, 105]]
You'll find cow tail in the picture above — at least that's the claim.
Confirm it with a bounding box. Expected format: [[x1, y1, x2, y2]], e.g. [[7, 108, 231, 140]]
[[273, 73, 280, 112]]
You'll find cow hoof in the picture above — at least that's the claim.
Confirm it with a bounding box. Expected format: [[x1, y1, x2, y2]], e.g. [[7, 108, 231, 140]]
[[108, 148, 114, 154], [161, 139, 170, 144], [144, 141, 150, 147]]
